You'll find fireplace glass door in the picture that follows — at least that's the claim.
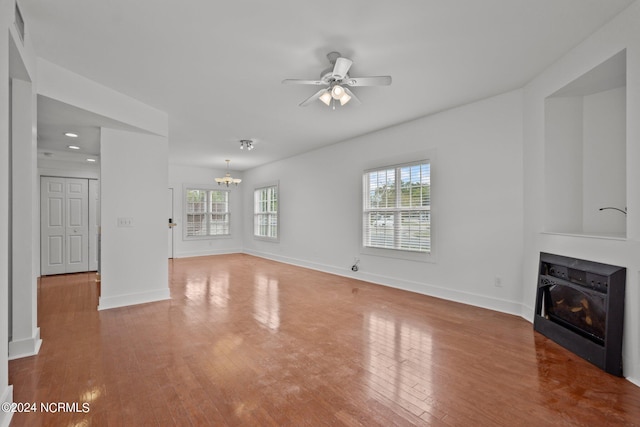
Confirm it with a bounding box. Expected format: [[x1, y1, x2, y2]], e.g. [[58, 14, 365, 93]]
[[543, 283, 606, 346]]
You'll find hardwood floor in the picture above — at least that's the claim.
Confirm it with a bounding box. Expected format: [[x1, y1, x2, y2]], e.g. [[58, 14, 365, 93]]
[[9, 254, 640, 426]]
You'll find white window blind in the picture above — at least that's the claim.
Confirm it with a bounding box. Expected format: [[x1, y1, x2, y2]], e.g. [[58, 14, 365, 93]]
[[185, 188, 229, 237], [254, 184, 278, 240], [363, 161, 430, 253]]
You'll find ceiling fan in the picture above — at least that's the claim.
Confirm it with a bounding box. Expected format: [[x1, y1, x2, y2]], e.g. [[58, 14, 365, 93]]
[[282, 51, 392, 108]]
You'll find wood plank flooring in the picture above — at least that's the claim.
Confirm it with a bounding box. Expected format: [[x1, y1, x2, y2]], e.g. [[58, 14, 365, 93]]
[[9, 254, 640, 426]]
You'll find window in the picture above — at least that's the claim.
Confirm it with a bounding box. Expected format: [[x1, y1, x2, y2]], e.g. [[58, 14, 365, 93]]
[[363, 161, 430, 253], [185, 188, 230, 238], [254, 184, 278, 240]]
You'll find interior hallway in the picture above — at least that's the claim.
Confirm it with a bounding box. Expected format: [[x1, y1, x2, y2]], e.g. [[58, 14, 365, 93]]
[[8, 254, 640, 426]]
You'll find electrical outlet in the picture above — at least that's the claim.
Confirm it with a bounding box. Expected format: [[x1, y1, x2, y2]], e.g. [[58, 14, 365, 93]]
[[494, 276, 503, 288]]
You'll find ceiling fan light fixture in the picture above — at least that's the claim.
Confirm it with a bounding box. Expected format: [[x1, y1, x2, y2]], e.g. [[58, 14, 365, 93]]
[[319, 90, 332, 106], [331, 85, 345, 100], [283, 52, 390, 108]]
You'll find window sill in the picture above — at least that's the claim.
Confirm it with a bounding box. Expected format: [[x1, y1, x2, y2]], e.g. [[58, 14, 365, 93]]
[[183, 234, 232, 241], [253, 236, 279, 243], [361, 245, 436, 263]]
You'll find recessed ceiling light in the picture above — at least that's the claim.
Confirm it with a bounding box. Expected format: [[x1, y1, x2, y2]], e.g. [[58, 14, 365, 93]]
[[64, 132, 79, 138], [68, 145, 80, 150], [86, 158, 96, 162]]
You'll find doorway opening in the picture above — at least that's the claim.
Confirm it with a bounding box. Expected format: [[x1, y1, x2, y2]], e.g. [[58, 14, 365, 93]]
[[40, 176, 100, 275]]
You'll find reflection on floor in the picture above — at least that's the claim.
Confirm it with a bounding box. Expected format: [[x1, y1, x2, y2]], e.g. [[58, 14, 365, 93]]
[[9, 254, 640, 426]]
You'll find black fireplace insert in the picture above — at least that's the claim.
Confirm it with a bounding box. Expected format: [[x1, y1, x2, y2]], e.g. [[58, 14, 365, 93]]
[[534, 252, 625, 376]]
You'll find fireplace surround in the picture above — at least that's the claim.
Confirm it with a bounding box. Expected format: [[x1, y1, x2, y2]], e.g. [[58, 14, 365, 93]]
[[534, 252, 626, 376]]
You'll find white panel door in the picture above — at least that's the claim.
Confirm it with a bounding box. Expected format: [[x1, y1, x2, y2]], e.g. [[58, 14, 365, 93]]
[[41, 177, 92, 275], [41, 177, 66, 275], [65, 178, 89, 273], [89, 179, 100, 271]]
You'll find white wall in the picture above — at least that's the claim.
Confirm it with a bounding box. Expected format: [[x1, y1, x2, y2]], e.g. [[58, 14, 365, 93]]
[[34, 56, 170, 311], [36, 59, 167, 138], [9, 75, 41, 360], [169, 164, 244, 258], [544, 96, 584, 233], [544, 86, 626, 236], [242, 89, 524, 315], [523, 1, 640, 385], [1, 1, 39, 423], [583, 86, 626, 235], [99, 128, 170, 309], [0, 1, 13, 423], [38, 158, 101, 180]]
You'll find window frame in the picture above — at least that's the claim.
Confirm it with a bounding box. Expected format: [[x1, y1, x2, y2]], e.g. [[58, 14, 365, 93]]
[[183, 185, 231, 240], [361, 159, 433, 261], [253, 181, 279, 242]]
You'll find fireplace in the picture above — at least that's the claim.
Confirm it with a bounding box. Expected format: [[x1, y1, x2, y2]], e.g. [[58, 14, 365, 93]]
[[534, 253, 625, 376]]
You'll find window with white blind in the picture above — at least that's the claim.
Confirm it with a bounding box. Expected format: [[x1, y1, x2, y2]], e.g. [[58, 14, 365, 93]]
[[363, 161, 430, 254], [184, 188, 230, 238], [254, 183, 279, 241]]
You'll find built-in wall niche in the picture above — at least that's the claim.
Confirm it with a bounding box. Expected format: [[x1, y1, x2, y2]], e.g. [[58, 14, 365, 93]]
[[544, 50, 626, 238]]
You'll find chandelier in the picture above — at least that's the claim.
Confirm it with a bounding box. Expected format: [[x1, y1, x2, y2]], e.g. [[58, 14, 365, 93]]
[[215, 160, 242, 186]]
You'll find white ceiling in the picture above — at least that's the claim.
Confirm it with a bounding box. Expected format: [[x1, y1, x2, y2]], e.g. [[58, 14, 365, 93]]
[[22, 0, 635, 171]]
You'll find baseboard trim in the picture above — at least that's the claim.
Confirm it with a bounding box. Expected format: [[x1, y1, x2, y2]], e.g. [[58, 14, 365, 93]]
[[8, 328, 42, 360], [98, 288, 170, 311], [174, 248, 243, 258], [0, 385, 13, 427], [626, 376, 640, 388], [243, 249, 527, 318], [520, 304, 535, 323]]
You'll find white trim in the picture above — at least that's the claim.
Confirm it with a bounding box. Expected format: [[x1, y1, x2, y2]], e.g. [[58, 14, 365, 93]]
[[8, 328, 42, 360], [0, 385, 13, 427], [361, 151, 437, 262], [98, 288, 170, 311], [520, 304, 535, 323], [360, 245, 436, 263], [174, 248, 243, 258], [182, 184, 231, 240], [627, 376, 640, 388], [253, 181, 279, 242]]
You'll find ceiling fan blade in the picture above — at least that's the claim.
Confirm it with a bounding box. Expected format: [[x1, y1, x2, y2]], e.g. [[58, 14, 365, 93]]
[[299, 89, 328, 107], [343, 87, 361, 105], [343, 76, 392, 86], [282, 79, 327, 85], [332, 57, 353, 79]]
